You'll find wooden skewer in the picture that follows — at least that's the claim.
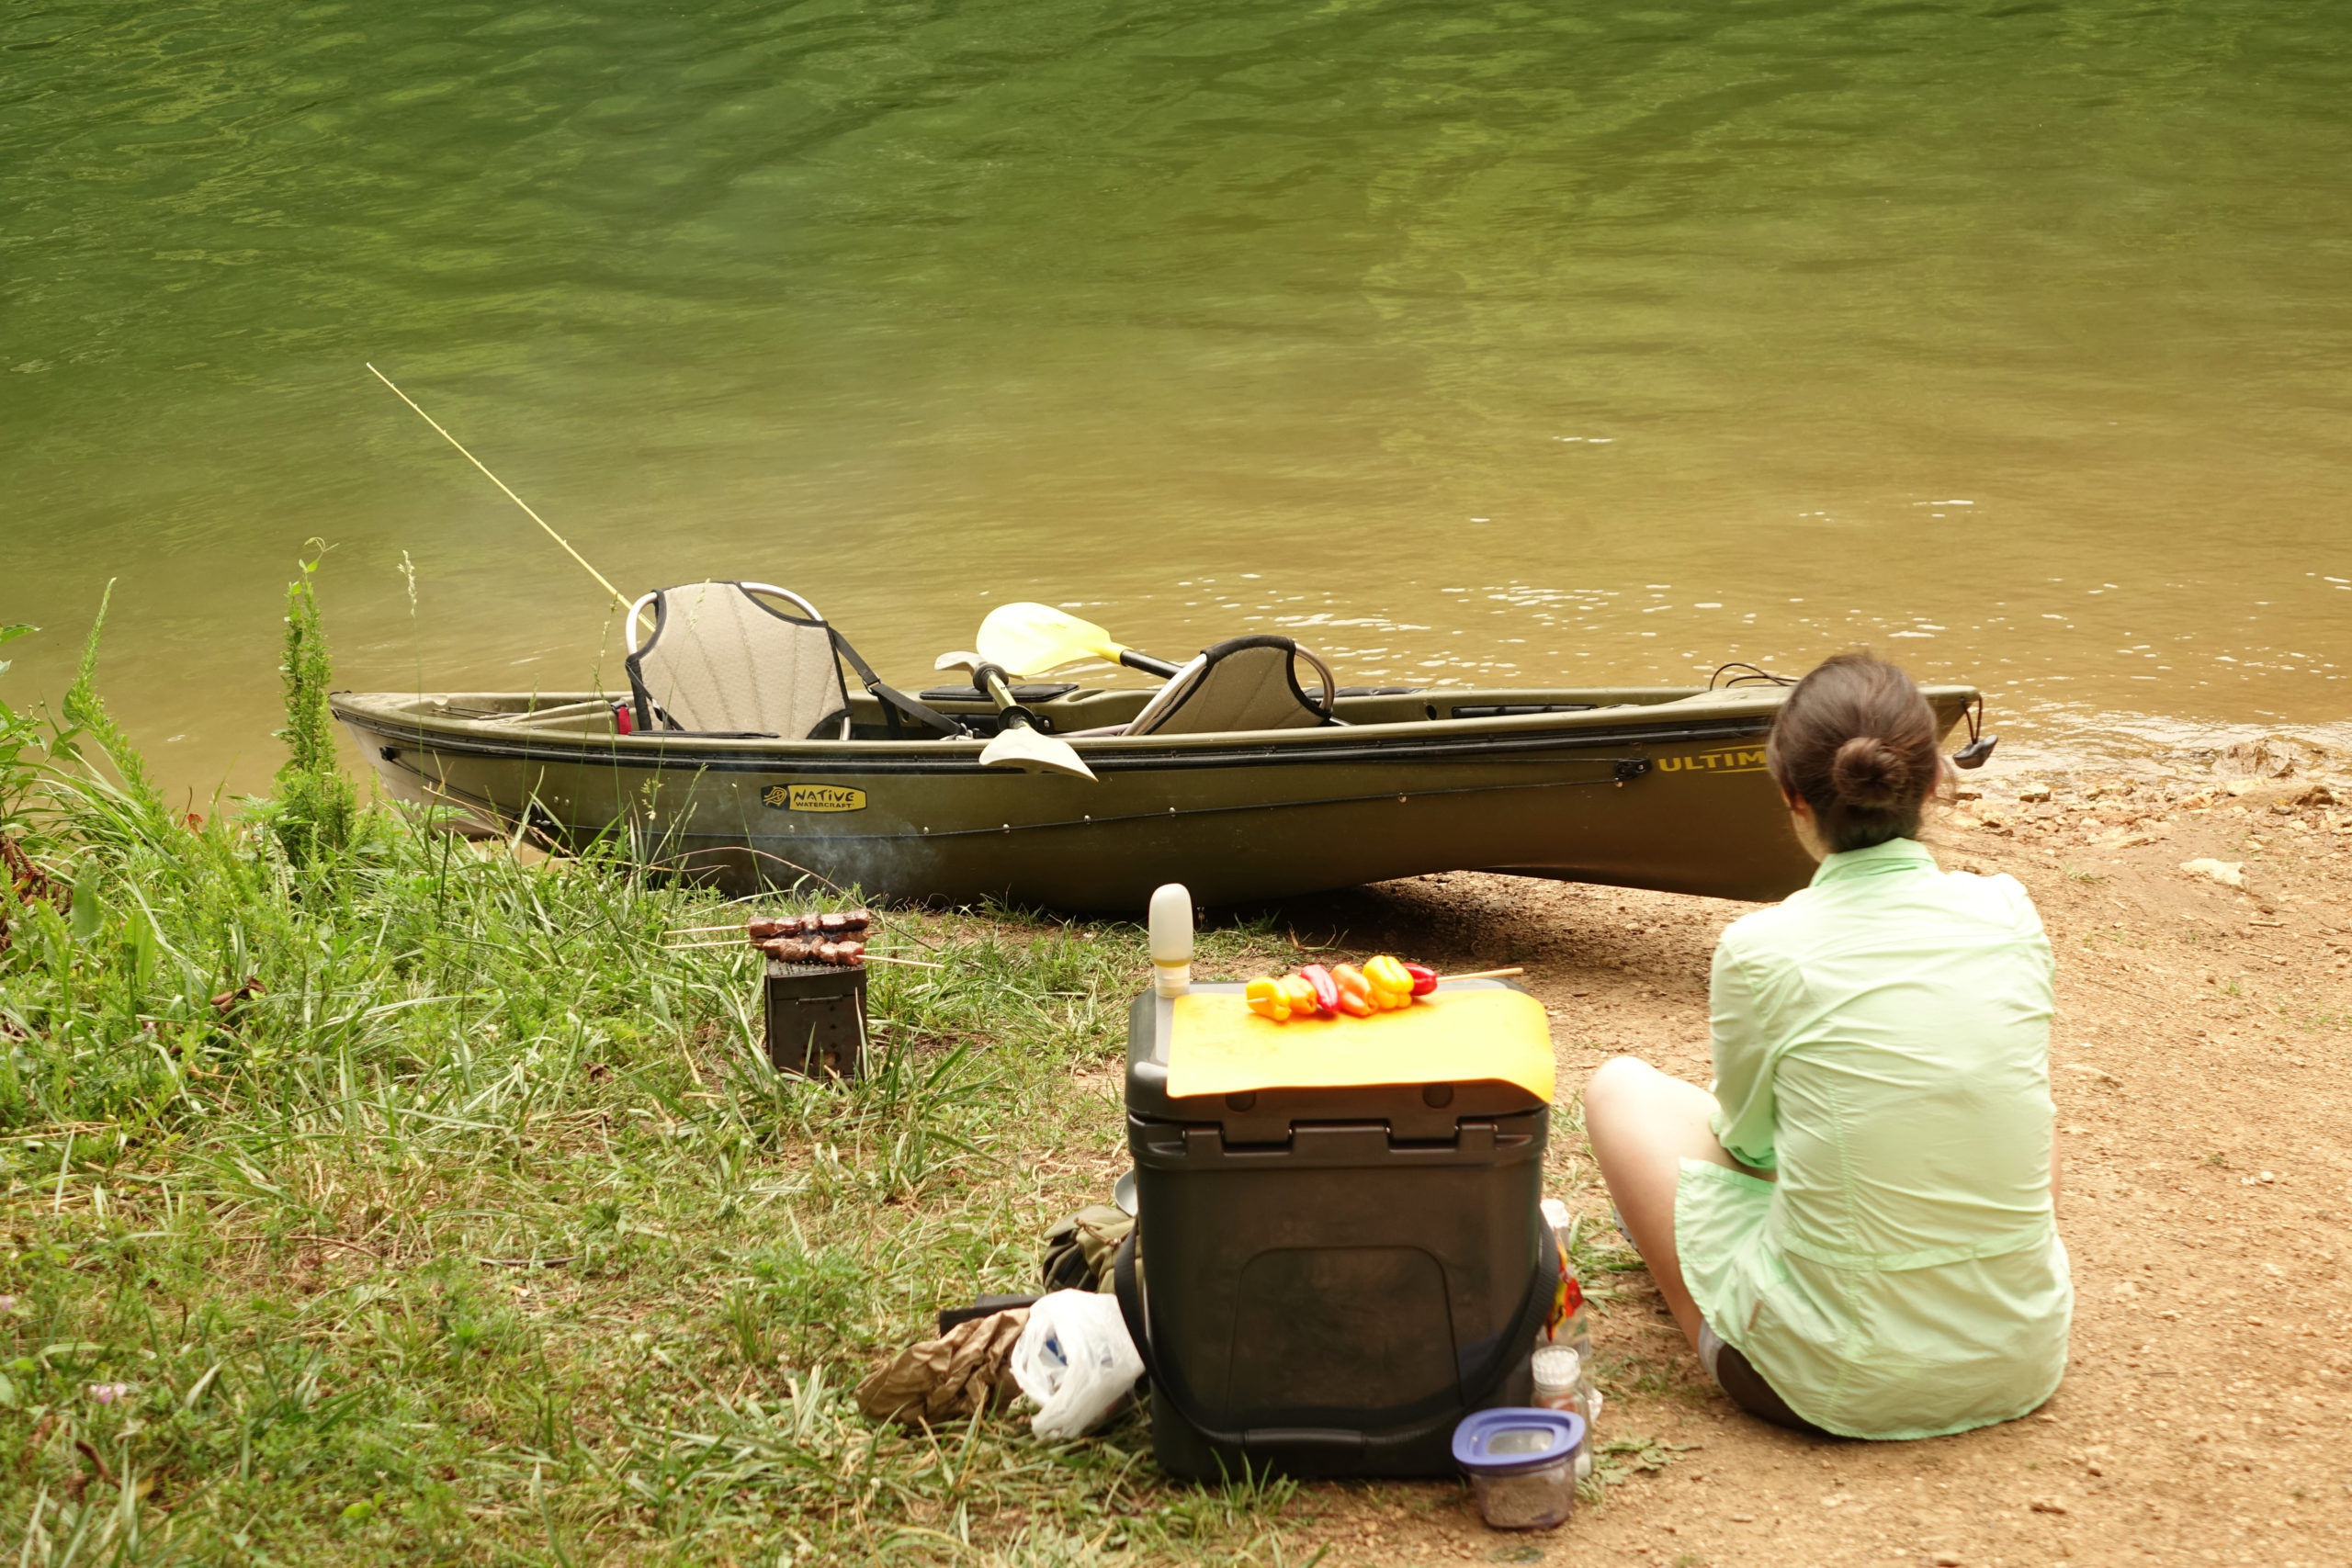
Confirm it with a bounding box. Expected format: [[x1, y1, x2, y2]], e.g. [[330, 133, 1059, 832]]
[[667, 921, 876, 937], [663, 939, 892, 953], [1434, 966, 1524, 982]]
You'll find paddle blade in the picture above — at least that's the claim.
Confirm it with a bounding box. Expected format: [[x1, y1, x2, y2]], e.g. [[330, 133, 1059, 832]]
[[978, 722, 1098, 781], [977, 603, 1125, 677]]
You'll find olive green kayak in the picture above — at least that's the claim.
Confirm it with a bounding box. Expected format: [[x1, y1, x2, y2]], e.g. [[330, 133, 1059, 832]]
[[331, 682, 1978, 910]]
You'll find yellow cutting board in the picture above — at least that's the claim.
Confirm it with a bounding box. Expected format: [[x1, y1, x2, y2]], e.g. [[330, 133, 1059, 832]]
[[1166, 987, 1555, 1101]]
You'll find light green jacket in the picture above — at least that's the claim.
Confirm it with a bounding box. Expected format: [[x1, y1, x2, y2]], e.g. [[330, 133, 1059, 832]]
[[1676, 837, 2071, 1439]]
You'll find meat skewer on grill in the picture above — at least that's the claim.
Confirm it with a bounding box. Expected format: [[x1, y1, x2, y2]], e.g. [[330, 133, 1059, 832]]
[[683, 908, 872, 942], [668, 908, 935, 965]]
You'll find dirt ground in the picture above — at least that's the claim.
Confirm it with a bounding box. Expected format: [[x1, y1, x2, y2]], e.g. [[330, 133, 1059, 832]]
[[1263, 744, 2352, 1568]]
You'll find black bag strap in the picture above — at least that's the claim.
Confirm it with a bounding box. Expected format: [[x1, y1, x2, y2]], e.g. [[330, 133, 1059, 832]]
[[827, 628, 967, 739], [1111, 1225, 1158, 1393], [623, 593, 665, 733], [1110, 1214, 1558, 1448]]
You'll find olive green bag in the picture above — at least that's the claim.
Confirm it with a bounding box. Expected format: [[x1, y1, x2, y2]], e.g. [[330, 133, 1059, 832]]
[[1039, 1203, 1134, 1293]]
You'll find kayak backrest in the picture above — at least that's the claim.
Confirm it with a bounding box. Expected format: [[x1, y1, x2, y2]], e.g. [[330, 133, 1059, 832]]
[[1125, 636, 1337, 737], [624, 582, 852, 739]]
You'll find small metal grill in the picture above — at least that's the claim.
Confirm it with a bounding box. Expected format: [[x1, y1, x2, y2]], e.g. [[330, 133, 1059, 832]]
[[763, 960, 867, 1079]]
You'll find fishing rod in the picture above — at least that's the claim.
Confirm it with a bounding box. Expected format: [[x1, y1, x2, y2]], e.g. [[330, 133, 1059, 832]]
[[366, 363, 628, 609]]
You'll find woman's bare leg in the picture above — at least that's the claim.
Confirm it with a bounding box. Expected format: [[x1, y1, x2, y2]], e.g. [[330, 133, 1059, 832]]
[[1581, 1055, 1761, 1352]]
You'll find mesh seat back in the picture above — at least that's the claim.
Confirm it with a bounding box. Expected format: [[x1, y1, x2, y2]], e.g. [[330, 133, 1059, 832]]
[[1126, 637, 1329, 737], [627, 582, 850, 738]]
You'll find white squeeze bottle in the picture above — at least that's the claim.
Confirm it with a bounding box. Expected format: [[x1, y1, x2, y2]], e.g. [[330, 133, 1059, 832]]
[[1148, 884, 1193, 997]]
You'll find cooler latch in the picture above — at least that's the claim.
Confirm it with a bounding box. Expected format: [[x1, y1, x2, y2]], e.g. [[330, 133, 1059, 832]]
[[1177, 1121, 1498, 1159]]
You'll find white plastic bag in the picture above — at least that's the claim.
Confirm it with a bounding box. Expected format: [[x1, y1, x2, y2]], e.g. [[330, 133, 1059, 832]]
[[1010, 1289, 1145, 1441]]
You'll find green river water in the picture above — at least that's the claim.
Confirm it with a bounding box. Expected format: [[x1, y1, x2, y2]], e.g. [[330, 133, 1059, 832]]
[[6, 1, 2349, 797]]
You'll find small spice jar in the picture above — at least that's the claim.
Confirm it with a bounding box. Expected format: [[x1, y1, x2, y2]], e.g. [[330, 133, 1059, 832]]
[[1530, 1345, 1581, 1409], [1453, 1408, 1587, 1531], [1530, 1345, 1595, 1479]]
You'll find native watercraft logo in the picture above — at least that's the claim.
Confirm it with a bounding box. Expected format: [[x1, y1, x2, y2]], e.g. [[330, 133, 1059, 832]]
[[1656, 746, 1768, 774], [763, 784, 867, 812]]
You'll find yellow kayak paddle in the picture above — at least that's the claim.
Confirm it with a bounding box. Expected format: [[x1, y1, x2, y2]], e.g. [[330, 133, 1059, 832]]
[[976, 603, 1182, 679]]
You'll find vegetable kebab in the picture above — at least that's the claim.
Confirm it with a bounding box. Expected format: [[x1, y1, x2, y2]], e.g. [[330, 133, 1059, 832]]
[[1245, 956, 1437, 1021]]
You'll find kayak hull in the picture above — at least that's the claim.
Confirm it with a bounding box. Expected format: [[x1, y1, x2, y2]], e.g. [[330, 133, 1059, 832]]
[[331, 684, 1976, 911]]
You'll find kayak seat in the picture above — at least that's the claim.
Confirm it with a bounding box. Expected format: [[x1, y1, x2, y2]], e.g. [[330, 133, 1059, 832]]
[[1076, 636, 1340, 739], [624, 582, 964, 740]]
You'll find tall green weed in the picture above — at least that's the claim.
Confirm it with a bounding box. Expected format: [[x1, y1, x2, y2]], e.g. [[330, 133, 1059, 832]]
[[0, 622, 38, 837], [51, 583, 175, 855], [269, 550, 356, 869]]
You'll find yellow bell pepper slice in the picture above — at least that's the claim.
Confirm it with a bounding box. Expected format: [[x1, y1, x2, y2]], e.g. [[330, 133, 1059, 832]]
[[1245, 976, 1292, 1021]]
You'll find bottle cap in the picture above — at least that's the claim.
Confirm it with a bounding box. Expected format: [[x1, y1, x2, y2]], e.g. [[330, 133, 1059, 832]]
[[1531, 1345, 1581, 1391]]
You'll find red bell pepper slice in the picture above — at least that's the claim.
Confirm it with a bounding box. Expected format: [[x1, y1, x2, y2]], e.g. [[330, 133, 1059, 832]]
[[1295, 964, 1341, 1016]]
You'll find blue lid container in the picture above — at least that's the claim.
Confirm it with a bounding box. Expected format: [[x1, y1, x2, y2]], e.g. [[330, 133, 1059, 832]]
[[1451, 1408, 1587, 1476]]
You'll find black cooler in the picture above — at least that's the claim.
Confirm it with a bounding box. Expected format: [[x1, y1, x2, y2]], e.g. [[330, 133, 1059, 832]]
[[1116, 980, 1556, 1480]]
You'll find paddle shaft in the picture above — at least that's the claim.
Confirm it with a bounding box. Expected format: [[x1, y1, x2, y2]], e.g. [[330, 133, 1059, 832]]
[[976, 663, 1045, 732], [977, 660, 1099, 779], [1117, 648, 1182, 678], [933, 649, 1098, 779]]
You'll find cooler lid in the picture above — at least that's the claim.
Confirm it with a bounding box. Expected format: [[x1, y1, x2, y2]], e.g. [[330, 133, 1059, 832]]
[[1125, 980, 1555, 1134], [1166, 982, 1554, 1101]]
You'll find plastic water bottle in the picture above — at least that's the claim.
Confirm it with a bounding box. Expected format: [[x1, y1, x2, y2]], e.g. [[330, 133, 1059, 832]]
[[1540, 1199, 1594, 1365], [1537, 1197, 1599, 1477]]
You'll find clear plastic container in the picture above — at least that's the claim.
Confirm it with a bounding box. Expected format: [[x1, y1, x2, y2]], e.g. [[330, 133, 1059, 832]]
[[1472, 1457, 1577, 1530], [1453, 1408, 1586, 1531]]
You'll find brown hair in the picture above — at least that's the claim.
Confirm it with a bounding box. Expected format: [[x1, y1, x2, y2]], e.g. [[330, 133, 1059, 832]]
[[1765, 653, 1943, 852]]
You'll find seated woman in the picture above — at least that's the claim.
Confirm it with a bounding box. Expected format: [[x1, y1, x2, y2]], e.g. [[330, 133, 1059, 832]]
[[1584, 653, 2069, 1439]]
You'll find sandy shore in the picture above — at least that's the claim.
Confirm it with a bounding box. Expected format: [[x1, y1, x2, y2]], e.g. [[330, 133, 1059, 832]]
[[1261, 745, 2352, 1567]]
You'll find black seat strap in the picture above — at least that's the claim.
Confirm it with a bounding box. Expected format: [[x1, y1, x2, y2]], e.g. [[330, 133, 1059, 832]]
[[827, 628, 968, 739]]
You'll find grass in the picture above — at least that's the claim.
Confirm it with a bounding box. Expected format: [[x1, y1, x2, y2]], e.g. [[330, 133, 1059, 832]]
[[0, 598, 1651, 1565], [0, 859, 1301, 1562], [0, 604, 1329, 1565]]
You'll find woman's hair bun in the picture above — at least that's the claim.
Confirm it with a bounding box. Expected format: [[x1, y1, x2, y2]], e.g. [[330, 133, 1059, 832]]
[[1765, 653, 1940, 852], [1829, 735, 1912, 808]]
